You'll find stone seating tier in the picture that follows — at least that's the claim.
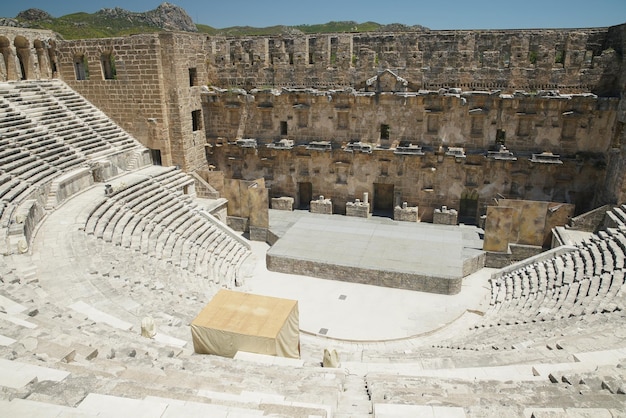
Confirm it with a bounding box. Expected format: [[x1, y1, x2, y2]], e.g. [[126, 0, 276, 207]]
[[484, 229, 626, 328], [0, 81, 142, 159], [84, 168, 252, 288]]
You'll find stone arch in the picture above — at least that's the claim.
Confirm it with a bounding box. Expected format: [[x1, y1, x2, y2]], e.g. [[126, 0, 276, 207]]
[[0, 36, 13, 81], [14, 36, 30, 80]]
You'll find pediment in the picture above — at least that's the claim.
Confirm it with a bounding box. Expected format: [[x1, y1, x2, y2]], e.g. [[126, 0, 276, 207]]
[[363, 69, 409, 92]]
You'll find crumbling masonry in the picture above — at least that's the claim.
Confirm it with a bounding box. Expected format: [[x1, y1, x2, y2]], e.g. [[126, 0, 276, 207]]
[[3, 24, 626, 222]]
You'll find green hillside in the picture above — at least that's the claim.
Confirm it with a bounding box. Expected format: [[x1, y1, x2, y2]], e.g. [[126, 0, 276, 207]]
[[20, 12, 164, 39], [8, 7, 427, 39]]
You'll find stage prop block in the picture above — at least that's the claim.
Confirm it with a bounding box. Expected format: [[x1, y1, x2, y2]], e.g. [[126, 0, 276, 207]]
[[191, 289, 300, 359]]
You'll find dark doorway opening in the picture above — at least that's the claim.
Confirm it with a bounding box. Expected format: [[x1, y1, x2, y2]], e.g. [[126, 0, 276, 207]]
[[459, 190, 479, 225], [373, 183, 394, 217], [298, 182, 312, 210], [380, 124, 390, 140], [150, 149, 162, 166], [280, 121, 288, 136], [18, 59, 26, 80]]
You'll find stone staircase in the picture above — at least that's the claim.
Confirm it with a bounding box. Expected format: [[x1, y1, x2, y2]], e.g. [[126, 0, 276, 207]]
[[336, 373, 372, 417]]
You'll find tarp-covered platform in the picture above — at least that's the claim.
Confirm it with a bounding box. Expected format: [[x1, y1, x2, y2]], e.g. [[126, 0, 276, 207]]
[[191, 289, 300, 359]]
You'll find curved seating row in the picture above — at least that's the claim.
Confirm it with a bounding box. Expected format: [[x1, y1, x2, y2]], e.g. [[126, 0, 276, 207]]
[[484, 229, 626, 327], [85, 167, 252, 288]]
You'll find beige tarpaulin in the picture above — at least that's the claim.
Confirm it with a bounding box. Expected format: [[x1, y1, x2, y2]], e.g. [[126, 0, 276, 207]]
[[191, 289, 300, 359]]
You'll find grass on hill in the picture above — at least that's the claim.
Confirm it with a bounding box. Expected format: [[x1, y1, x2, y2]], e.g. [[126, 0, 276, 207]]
[[14, 11, 412, 39], [23, 12, 162, 39]]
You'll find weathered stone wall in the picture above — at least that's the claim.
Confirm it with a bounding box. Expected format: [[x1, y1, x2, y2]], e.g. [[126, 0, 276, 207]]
[[56, 33, 212, 171], [209, 143, 605, 221], [569, 204, 613, 231], [208, 28, 621, 95], [483, 200, 575, 251], [595, 23, 626, 205], [56, 35, 174, 164], [20, 23, 625, 211], [0, 27, 57, 81], [157, 33, 211, 171], [203, 89, 618, 154]]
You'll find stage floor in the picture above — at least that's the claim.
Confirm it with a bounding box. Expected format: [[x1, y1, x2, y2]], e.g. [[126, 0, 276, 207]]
[[266, 210, 485, 293], [246, 210, 492, 340]]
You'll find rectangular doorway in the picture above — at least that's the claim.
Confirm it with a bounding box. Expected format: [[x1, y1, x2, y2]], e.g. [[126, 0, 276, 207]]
[[298, 182, 312, 209], [150, 149, 162, 166], [373, 183, 394, 216]]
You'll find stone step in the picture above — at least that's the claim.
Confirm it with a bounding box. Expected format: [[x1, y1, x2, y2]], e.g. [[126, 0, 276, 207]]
[[374, 403, 466, 418], [0, 398, 98, 417], [0, 358, 70, 389]]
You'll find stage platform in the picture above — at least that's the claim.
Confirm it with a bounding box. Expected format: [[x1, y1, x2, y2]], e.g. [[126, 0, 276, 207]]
[[266, 210, 486, 295]]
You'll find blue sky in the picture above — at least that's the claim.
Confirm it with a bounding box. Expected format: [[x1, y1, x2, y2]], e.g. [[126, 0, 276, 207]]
[[1, 0, 625, 29]]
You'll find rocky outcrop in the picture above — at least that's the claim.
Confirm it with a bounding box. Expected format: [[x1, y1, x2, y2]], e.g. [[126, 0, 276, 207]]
[[97, 2, 197, 32], [376, 23, 429, 32], [0, 18, 25, 28], [16, 8, 53, 22], [146, 2, 197, 32]]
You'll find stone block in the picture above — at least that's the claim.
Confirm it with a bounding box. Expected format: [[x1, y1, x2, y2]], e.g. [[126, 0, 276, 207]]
[[345, 200, 370, 218], [310, 197, 332, 215], [271, 197, 294, 211], [433, 206, 458, 225], [394, 204, 419, 222], [249, 226, 268, 242], [227, 216, 249, 232]]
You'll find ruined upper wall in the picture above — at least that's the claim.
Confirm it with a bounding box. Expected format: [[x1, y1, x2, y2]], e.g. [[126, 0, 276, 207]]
[[204, 88, 619, 155], [207, 26, 624, 96], [0, 27, 57, 81]]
